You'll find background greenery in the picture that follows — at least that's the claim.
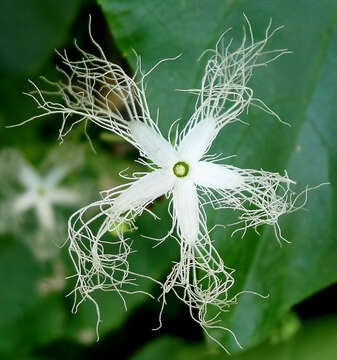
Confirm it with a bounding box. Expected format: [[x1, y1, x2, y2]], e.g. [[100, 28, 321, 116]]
[[0, 0, 336, 359]]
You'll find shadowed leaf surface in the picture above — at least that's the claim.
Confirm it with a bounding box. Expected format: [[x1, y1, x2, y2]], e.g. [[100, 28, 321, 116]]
[[130, 315, 337, 360], [0, 0, 81, 76]]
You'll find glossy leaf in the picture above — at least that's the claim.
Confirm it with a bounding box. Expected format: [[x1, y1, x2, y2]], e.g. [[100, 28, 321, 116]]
[[100, 0, 337, 352]]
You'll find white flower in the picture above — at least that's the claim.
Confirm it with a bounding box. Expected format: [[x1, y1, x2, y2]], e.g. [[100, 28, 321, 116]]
[[21, 18, 304, 351], [14, 163, 78, 230]]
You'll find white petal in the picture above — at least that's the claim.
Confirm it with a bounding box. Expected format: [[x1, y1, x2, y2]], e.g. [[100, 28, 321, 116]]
[[172, 180, 199, 245], [36, 200, 55, 230], [44, 166, 68, 186], [49, 188, 78, 204], [19, 165, 41, 188], [129, 121, 177, 167], [13, 192, 35, 213], [114, 169, 175, 214], [191, 161, 243, 189], [178, 117, 217, 162]]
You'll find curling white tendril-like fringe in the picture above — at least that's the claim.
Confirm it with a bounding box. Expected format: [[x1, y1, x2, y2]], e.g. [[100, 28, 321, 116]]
[[14, 15, 322, 353]]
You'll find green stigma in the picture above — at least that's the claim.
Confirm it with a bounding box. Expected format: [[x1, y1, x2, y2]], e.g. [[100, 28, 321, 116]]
[[173, 161, 189, 178], [37, 187, 46, 196]]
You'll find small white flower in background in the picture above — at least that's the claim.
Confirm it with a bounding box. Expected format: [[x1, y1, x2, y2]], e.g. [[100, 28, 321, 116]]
[[19, 17, 313, 352], [14, 163, 78, 230], [0, 148, 83, 260]]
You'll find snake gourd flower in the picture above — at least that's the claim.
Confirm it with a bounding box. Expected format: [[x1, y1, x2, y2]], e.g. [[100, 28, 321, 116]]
[[19, 18, 307, 351]]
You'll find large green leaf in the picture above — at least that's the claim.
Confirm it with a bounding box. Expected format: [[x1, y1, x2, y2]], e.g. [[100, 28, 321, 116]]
[[99, 0, 337, 353], [130, 315, 337, 360]]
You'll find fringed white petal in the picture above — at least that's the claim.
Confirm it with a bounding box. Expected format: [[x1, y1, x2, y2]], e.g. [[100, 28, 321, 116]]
[[40, 52, 145, 145], [68, 168, 174, 317], [129, 121, 177, 167], [172, 180, 199, 245], [68, 198, 137, 318], [177, 117, 217, 162], [111, 168, 175, 214], [191, 161, 244, 189], [198, 166, 296, 243], [179, 18, 289, 136], [19, 29, 173, 157], [162, 220, 240, 354]]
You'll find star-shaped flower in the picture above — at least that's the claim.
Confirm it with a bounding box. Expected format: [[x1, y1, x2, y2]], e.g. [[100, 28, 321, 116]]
[[14, 163, 78, 230], [22, 19, 302, 350]]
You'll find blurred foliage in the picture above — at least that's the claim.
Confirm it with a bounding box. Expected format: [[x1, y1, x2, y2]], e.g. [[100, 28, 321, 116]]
[[0, 0, 336, 359], [0, 0, 81, 76]]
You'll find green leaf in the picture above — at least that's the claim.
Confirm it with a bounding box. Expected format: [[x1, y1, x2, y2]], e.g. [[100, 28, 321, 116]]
[[130, 315, 337, 360], [0, 237, 41, 354], [0, 238, 40, 326], [100, 0, 337, 353], [0, 295, 65, 357], [130, 336, 185, 360]]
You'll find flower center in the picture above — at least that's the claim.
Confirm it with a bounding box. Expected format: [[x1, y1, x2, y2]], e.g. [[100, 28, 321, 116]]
[[173, 161, 189, 177], [37, 187, 46, 196]]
